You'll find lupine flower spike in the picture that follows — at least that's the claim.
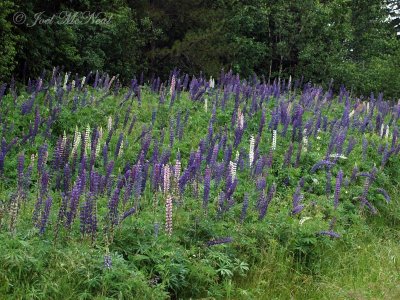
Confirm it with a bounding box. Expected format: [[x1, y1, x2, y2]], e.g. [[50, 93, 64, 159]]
[[249, 135, 255, 167], [165, 194, 173, 236]]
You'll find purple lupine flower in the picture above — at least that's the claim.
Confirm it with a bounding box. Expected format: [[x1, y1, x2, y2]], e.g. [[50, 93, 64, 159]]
[[334, 170, 343, 209], [322, 116, 328, 131], [40, 171, 49, 199], [254, 157, 264, 176], [381, 143, 392, 168], [203, 167, 211, 210], [294, 143, 303, 168], [350, 164, 359, 183], [240, 193, 249, 223], [210, 143, 219, 167], [115, 133, 123, 159], [108, 188, 121, 225], [207, 121, 213, 144], [39, 196, 53, 235], [214, 162, 225, 186], [317, 231, 340, 238], [80, 193, 94, 236], [104, 161, 114, 190], [292, 205, 305, 215], [310, 160, 335, 173], [359, 168, 378, 214], [225, 178, 238, 206], [292, 186, 304, 215], [0, 83, 6, 104], [178, 168, 190, 195], [128, 115, 137, 135], [17, 154, 25, 194], [362, 136, 368, 160], [133, 166, 143, 199], [345, 137, 357, 156], [233, 127, 244, 148], [0, 151, 4, 174], [63, 163, 71, 192], [255, 175, 266, 191], [153, 222, 160, 238], [104, 254, 112, 269], [54, 192, 68, 236], [120, 207, 136, 223], [37, 144, 48, 175], [123, 105, 132, 129], [224, 145, 232, 167], [32, 107, 40, 139], [66, 184, 81, 228], [169, 119, 175, 148], [259, 183, 276, 220], [217, 191, 225, 218], [152, 163, 162, 191], [283, 143, 293, 168], [376, 188, 390, 203], [206, 237, 233, 247], [356, 172, 372, 178], [259, 108, 266, 134]]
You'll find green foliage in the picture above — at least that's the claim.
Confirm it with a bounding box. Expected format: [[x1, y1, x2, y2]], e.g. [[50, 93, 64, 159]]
[[2, 0, 399, 97], [0, 1, 19, 80]]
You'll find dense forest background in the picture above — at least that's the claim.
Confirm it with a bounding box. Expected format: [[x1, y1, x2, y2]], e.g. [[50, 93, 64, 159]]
[[1, 0, 399, 97]]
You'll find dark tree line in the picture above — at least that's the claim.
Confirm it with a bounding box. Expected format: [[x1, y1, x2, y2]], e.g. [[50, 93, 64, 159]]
[[1, 0, 399, 97]]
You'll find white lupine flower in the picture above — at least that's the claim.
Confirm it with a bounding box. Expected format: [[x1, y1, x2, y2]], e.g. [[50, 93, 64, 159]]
[[170, 75, 176, 95], [329, 154, 348, 159], [63, 73, 69, 90], [165, 194, 173, 236], [229, 161, 237, 182], [107, 116, 112, 132], [302, 129, 308, 152], [366, 102, 370, 113], [98, 126, 103, 141], [72, 134, 81, 156], [349, 110, 355, 118], [287, 102, 293, 115], [249, 135, 255, 167], [95, 127, 103, 157], [299, 217, 312, 226], [209, 77, 215, 89], [95, 140, 101, 158], [71, 80, 75, 90], [385, 125, 389, 140], [117, 140, 124, 158], [380, 124, 384, 137], [73, 125, 80, 147], [108, 76, 116, 90], [272, 129, 277, 151], [61, 131, 67, 156], [235, 150, 240, 162], [174, 159, 181, 183], [163, 164, 170, 195], [81, 76, 86, 88], [85, 124, 91, 154], [30, 154, 35, 168], [204, 98, 208, 112], [237, 108, 244, 130]]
